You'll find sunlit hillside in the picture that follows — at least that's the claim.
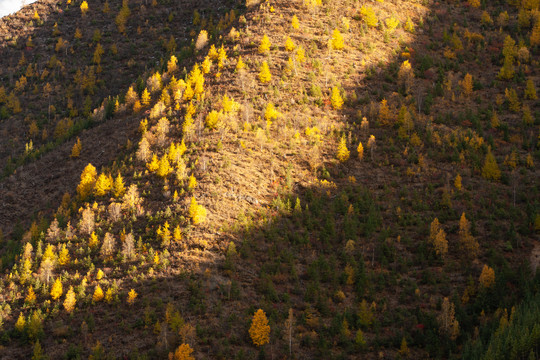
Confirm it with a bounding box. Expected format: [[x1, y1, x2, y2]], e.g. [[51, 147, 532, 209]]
[[0, 0, 538, 358]]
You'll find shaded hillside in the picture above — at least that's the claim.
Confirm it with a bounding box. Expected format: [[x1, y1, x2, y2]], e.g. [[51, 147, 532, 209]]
[[0, 0, 538, 359]]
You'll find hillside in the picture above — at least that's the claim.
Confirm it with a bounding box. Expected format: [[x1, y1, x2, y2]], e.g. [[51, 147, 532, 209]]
[[0, 0, 539, 359]]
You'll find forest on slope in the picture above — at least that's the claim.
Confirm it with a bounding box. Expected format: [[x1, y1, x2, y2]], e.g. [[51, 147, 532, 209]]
[[0, 0, 539, 359]]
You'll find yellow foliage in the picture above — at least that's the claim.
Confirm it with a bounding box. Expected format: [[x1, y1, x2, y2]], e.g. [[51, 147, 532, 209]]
[[205, 110, 222, 129], [236, 56, 246, 71], [249, 309, 270, 346], [357, 142, 364, 160], [189, 197, 207, 225], [26, 286, 36, 304], [460, 73, 473, 97], [64, 286, 76, 313], [15, 313, 26, 332], [170, 344, 195, 360], [93, 285, 104, 302], [296, 46, 306, 63], [331, 86, 344, 109], [113, 173, 125, 197], [94, 173, 113, 196], [336, 135, 350, 162], [479, 264, 495, 289], [482, 149, 501, 180], [291, 15, 300, 30], [331, 29, 344, 50], [141, 88, 151, 106], [147, 154, 159, 172], [80, 1, 89, 15], [454, 174, 462, 191], [127, 289, 138, 306], [71, 138, 82, 158], [285, 36, 295, 51], [157, 155, 172, 178], [259, 61, 272, 83], [77, 163, 97, 200], [58, 244, 70, 266], [259, 35, 271, 54], [360, 6, 378, 27], [51, 278, 63, 300]]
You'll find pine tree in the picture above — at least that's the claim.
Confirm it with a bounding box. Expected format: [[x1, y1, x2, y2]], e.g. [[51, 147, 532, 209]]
[[399, 337, 410, 357], [259, 61, 272, 83], [331, 86, 344, 110], [63, 286, 76, 313], [479, 264, 495, 289], [51, 278, 63, 300], [336, 135, 350, 162], [482, 148, 501, 180], [77, 163, 97, 200], [259, 35, 271, 54], [249, 309, 270, 346]]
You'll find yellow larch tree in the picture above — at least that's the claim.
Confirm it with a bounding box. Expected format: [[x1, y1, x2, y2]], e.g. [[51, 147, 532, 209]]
[[479, 264, 495, 289], [93, 285, 104, 302], [336, 135, 350, 162], [459, 212, 479, 259], [285, 36, 296, 51], [113, 173, 125, 197], [157, 155, 172, 178], [454, 174, 462, 191], [51, 278, 63, 300], [331, 86, 344, 110], [291, 15, 300, 30], [80, 1, 89, 16], [249, 309, 270, 346], [141, 88, 151, 106], [170, 344, 195, 360], [189, 197, 207, 225], [460, 73, 473, 97], [77, 163, 97, 200], [259, 35, 271, 54], [357, 142, 364, 160], [259, 61, 271, 83], [331, 28, 344, 50], [482, 148, 501, 180], [64, 286, 76, 313], [94, 173, 113, 196], [127, 289, 137, 305]]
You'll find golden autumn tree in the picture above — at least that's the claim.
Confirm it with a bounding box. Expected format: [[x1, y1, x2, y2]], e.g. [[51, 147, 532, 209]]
[[64, 286, 76, 313], [259, 61, 271, 83], [169, 344, 195, 360], [331, 86, 344, 110], [258, 35, 271, 54], [336, 135, 350, 162], [94, 173, 113, 196], [459, 212, 479, 259], [482, 148, 501, 180], [331, 28, 344, 50], [189, 197, 207, 225], [249, 309, 270, 346], [479, 264, 495, 289], [51, 278, 63, 300], [77, 163, 97, 200], [438, 297, 459, 340], [93, 285, 104, 302]]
